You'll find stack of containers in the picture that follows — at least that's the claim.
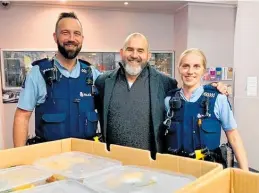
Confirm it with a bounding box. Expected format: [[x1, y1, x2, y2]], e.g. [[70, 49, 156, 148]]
[[1, 151, 198, 193]]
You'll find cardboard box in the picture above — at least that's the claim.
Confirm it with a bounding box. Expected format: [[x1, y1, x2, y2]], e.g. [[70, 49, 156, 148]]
[[189, 168, 259, 193], [0, 138, 223, 193]]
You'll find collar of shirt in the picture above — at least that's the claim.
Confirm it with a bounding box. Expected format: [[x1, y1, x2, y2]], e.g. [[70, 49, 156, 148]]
[[180, 85, 204, 102], [53, 57, 80, 78]]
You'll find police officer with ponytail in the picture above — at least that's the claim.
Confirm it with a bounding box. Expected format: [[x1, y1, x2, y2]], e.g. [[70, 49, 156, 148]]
[[13, 12, 100, 147], [164, 48, 249, 171]]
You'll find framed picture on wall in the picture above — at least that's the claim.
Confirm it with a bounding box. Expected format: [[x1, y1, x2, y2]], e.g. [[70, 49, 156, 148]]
[[150, 52, 174, 77], [0, 49, 174, 103], [0, 50, 56, 103]]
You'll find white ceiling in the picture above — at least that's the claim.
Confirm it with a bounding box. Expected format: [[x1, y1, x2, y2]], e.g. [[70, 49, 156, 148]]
[[12, 1, 237, 14]]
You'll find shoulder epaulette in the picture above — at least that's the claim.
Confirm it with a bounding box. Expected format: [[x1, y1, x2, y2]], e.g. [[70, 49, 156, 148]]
[[203, 84, 219, 93], [31, 58, 49, 66], [78, 59, 92, 67], [166, 88, 181, 97]]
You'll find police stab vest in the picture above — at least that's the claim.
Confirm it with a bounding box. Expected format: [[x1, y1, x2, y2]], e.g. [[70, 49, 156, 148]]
[[165, 85, 221, 153], [33, 58, 98, 141]]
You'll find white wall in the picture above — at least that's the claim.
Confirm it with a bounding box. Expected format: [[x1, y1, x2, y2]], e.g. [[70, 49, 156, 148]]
[[233, 1, 259, 170], [0, 4, 174, 148], [173, 5, 189, 86], [187, 4, 236, 67], [0, 5, 174, 50]]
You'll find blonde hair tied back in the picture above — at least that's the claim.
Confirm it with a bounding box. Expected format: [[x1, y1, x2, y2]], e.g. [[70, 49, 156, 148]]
[[178, 48, 207, 69]]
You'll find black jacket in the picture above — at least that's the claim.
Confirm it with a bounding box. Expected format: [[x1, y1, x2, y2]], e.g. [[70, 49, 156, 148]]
[[95, 65, 177, 153]]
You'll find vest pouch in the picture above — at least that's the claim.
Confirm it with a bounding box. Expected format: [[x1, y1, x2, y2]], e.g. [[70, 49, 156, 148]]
[[41, 113, 66, 141], [166, 122, 182, 152], [84, 111, 99, 138], [200, 119, 221, 150]]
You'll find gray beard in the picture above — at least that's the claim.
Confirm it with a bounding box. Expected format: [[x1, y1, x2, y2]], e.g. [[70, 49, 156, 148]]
[[123, 62, 144, 76]]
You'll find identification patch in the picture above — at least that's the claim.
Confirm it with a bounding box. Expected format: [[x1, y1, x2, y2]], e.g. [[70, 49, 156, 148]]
[[80, 92, 91, 97], [203, 92, 215, 98]]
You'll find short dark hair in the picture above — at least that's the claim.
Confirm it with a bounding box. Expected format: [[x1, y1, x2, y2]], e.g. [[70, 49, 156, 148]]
[[55, 12, 82, 33]]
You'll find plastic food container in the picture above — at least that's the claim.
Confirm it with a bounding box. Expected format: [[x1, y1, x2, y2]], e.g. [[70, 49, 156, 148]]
[[0, 165, 52, 192], [12, 180, 98, 193], [33, 151, 122, 181], [83, 165, 196, 193]]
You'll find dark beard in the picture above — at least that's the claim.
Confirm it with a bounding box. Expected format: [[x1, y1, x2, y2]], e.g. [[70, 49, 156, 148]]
[[57, 40, 81, 59]]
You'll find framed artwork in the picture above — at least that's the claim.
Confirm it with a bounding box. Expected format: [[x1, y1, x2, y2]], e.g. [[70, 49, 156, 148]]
[[0, 50, 56, 103], [149, 52, 174, 77], [0, 49, 174, 103]]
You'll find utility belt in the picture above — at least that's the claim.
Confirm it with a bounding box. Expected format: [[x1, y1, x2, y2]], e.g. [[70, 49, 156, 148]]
[[26, 136, 46, 145], [167, 143, 234, 168]]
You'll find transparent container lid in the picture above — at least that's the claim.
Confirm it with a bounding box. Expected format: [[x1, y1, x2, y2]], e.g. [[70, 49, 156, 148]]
[[13, 180, 98, 193], [83, 165, 196, 193], [0, 165, 52, 192], [33, 151, 122, 180]]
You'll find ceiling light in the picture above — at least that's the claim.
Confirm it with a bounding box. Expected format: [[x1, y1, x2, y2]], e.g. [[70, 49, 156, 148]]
[[124, 2, 128, 5]]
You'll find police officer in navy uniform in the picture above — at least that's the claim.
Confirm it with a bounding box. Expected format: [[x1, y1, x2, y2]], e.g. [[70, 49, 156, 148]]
[[13, 12, 100, 147], [164, 48, 248, 171]]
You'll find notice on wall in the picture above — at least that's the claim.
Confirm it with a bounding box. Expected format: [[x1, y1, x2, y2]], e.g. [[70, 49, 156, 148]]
[[247, 76, 258, 96]]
